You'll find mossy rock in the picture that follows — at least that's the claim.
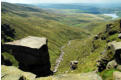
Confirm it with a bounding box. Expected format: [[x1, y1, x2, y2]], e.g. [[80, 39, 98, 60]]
[[1, 65, 36, 80], [117, 65, 121, 71], [36, 72, 102, 80]]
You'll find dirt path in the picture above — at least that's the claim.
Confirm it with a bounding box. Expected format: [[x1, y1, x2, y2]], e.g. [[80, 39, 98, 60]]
[[53, 40, 72, 73]]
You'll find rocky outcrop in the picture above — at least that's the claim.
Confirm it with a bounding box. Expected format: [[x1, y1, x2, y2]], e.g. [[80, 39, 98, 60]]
[[94, 35, 99, 40], [110, 41, 121, 64], [106, 60, 117, 70], [2, 65, 36, 80], [105, 24, 119, 35], [96, 58, 109, 72], [113, 71, 121, 80], [52, 72, 102, 80], [117, 65, 121, 71], [118, 33, 121, 39], [96, 41, 121, 72], [106, 24, 113, 33], [3, 36, 53, 77], [2, 66, 102, 80], [70, 61, 78, 70]]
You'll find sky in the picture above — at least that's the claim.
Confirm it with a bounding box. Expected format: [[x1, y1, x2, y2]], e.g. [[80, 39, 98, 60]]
[[2, 0, 121, 4]]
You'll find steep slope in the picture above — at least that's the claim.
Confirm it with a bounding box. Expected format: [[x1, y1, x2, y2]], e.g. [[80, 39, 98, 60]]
[[2, 19, 121, 80], [1, 2, 89, 70], [2, 2, 121, 80], [56, 19, 121, 76]]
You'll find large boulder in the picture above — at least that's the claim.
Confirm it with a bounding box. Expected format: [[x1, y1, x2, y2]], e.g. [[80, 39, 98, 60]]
[[118, 33, 121, 39], [96, 58, 109, 72], [110, 41, 121, 64], [3, 36, 52, 77], [113, 71, 121, 80], [70, 61, 78, 70], [117, 65, 121, 71], [1, 65, 36, 80], [94, 35, 99, 40], [106, 60, 117, 70]]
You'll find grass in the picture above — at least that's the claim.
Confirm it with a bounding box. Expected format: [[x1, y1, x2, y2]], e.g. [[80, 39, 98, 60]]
[[1, 2, 90, 70], [100, 69, 117, 80], [56, 19, 121, 74], [2, 52, 19, 66], [2, 2, 121, 75], [56, 37, 107, 74], [2, 13, 88, 69]]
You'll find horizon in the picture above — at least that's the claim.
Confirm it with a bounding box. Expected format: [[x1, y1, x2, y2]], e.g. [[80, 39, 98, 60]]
[[2, 0, 121, 4]]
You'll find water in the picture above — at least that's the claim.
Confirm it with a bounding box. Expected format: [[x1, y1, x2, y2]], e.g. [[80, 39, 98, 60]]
[[104, 13, 119, 19]]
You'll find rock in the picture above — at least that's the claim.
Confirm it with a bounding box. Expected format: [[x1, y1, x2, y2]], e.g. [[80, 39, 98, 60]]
[[36, 76, 53, 80], [19, 76, 26, 80], [106, 24, 113, 32], [70, 61, 78, 70], [96, 58, 109, 72], [101, 36, 106, 40], [4, 36, 47, 49], [94, 35, 99, 40], [105, 23, 118, 35], [108, 30, 118, 35], [79, 72, 102, 80], [106, 60, 117, 70], [1, 65, 36, 80], [110, 41, 121, 64], [107, 40, 111, 43], [118, 33, 121, 39], [3, 36, 53, 77], [113, 71, 121, 80], [52, 72, 102, 80], [107, 42, 112, 50], [117, 65, 121, 71]]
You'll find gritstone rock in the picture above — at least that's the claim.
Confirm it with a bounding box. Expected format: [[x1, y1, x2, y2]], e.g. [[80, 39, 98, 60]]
[[3, 36, 53, 77]]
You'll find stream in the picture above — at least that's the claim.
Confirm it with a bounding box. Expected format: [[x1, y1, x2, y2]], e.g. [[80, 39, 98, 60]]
[[53, 40, 72, 73]]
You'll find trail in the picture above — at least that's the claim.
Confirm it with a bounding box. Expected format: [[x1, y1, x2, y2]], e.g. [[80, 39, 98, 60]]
[[53, 40, 72, 73]]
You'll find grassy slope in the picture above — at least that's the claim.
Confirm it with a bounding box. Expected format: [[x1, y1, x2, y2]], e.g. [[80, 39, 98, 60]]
[[1, 2, 90, 70], [1, 2, 116, 73], [57, 37, 106, 74], [45, 9, 112, 27], [57, 20, 121, 75]]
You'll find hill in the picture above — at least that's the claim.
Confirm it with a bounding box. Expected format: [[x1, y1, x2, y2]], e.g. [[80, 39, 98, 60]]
[[1, 2, 121, 80], [1, 2, 117, 71], [2, 18, 121, 80], [33, 3, 121, 15], [56, 19, 121, 80], [1, 2, 90, 70]]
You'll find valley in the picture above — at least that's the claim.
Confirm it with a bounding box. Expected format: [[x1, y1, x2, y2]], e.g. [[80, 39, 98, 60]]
[[1, 2, 121, 80], [1, 2, 111, 69]]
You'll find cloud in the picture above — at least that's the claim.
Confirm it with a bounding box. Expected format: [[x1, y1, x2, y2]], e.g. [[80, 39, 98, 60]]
[[2, 0, 121, 4]]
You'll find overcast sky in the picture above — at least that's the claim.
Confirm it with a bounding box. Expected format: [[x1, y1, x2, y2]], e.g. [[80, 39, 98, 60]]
[[2, 0, 121, 4]]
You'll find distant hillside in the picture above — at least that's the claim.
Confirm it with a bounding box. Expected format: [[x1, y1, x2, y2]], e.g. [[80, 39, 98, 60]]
[[33, 3, 121, 15], [1, 2, 121, 80], [33, 4, 101, 14], [2, 2, 119, 73], [1, 2, 90, 70]]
